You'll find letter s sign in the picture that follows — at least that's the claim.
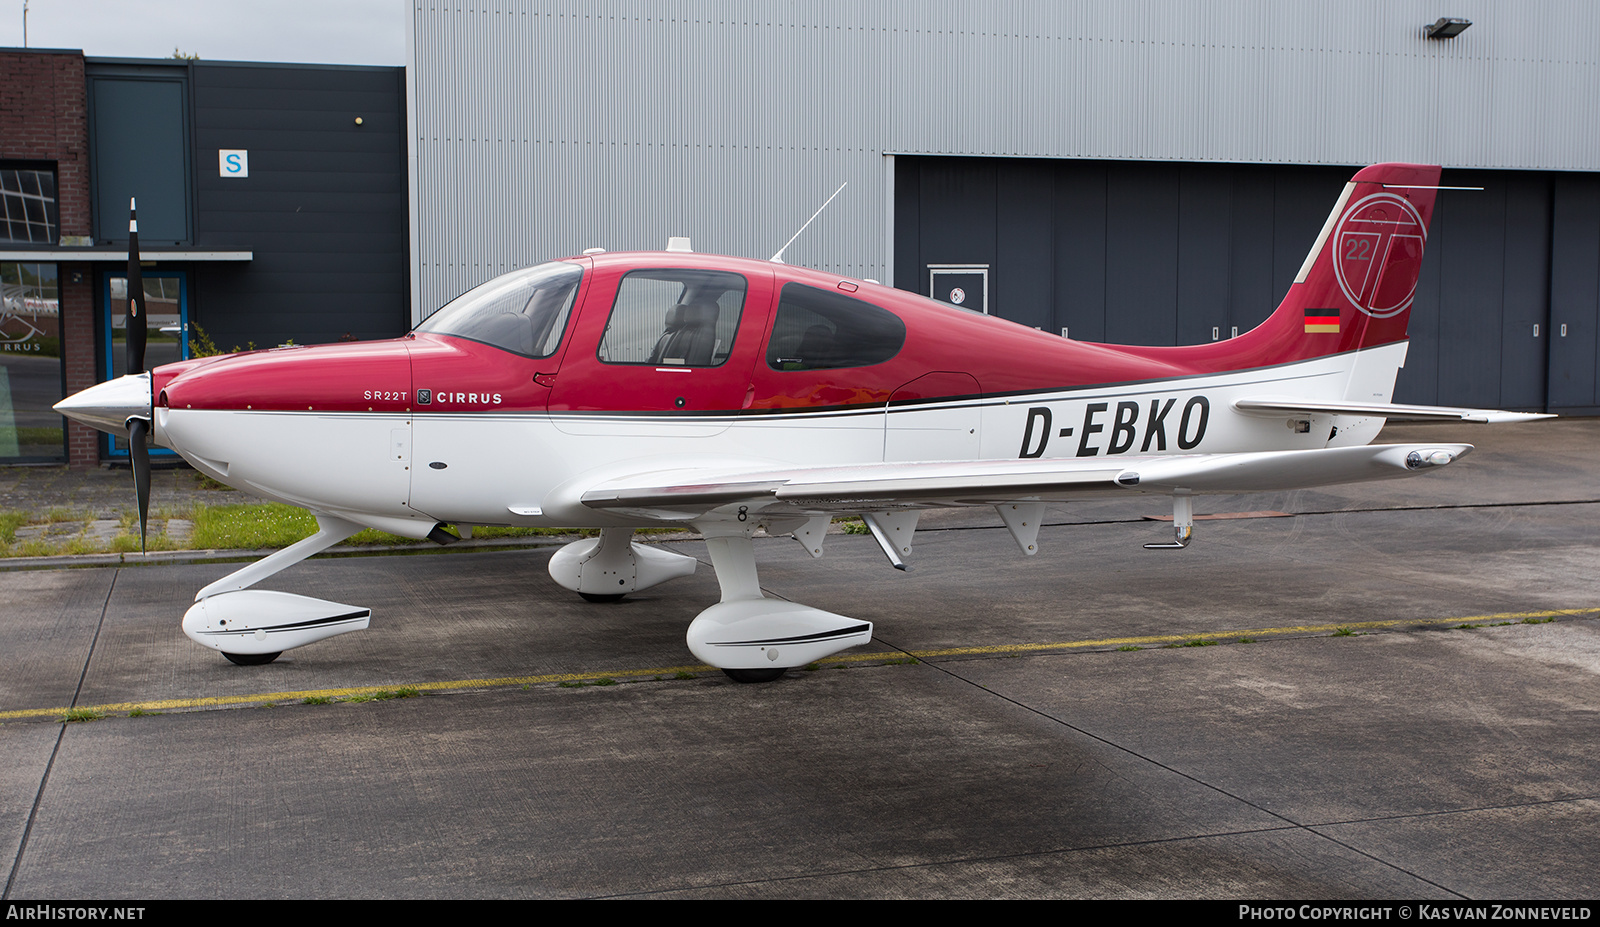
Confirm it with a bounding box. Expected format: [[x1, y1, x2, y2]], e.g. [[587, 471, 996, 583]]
[[219, 149, 249, 178]]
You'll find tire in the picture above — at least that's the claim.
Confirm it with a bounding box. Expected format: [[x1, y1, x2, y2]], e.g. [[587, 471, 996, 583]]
[[222, 651, 282, 666], [722, 667, 786, 684], [578, 592, 626, 603]]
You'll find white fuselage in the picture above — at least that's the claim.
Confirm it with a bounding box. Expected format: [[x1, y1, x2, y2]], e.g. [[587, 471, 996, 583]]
[[156, 342, 1406, 535]]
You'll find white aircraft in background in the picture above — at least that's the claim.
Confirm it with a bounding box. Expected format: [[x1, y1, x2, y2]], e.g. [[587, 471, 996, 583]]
[[57, 164, 1547, 681]]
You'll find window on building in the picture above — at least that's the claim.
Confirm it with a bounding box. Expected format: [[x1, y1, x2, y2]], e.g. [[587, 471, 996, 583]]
[[89, 75, 191, 244], [0, 261, 66, 462], [0, 164, 60, 246]]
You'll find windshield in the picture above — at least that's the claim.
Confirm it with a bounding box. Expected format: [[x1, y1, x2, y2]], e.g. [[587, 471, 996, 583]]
[[416, 261, 582, 358]]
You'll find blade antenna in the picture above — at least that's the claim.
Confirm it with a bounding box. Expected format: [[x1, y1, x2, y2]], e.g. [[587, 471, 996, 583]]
[[125, 198, 151, 551], [770, 182, 847, 264]]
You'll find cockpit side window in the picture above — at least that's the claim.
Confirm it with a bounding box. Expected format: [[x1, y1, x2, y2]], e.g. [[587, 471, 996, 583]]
[[416, 261, 582, 358], [598, 269, 747, 367], [766, 283, 907, 371]]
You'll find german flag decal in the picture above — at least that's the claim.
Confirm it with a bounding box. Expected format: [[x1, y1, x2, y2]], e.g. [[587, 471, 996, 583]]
[[1304, 308, 1340, 334]]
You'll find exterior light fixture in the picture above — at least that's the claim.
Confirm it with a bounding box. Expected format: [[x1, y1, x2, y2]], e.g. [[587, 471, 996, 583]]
[[1425, 17, 1471, 38]]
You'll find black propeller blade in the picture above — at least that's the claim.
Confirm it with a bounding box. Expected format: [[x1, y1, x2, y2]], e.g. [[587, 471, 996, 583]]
[[126, 198, 146, 376], [126, 198, 150, 551], [128, 418, 151, 551]]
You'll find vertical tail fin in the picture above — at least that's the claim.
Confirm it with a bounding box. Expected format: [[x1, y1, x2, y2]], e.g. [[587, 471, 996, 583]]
[[1261, 163, 1442, 355]]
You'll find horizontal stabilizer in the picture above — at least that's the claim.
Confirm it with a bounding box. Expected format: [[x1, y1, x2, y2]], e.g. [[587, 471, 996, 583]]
[[1235, 397, 1553, 424]]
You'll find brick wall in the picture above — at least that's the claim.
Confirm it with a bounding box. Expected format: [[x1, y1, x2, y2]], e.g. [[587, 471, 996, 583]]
[[1, 50, 98, 466]]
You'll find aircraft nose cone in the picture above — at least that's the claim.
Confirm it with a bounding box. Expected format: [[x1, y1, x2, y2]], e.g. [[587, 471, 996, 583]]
[[54, 372, 153, 436]]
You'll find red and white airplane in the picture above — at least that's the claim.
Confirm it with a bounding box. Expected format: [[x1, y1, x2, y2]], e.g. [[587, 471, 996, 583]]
[[58, 163, 1548, 681]]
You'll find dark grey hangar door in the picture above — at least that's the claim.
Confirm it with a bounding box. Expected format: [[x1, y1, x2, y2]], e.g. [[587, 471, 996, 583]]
[[929, 264, 988, 313]]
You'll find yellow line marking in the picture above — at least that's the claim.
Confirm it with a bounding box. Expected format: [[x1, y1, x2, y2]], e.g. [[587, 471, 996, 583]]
[[901, 608, 1598, 657], [2, 607, 1594, 722]]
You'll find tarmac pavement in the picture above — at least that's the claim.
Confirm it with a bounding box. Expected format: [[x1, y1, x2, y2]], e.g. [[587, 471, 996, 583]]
[[0, 420, 1596, 899]]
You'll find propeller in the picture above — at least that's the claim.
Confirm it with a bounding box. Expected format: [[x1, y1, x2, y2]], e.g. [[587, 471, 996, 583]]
[[125, 198, 151, 551]]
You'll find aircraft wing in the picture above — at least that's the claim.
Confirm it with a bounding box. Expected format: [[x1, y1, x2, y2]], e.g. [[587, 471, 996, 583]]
[[576, 443, 1473, 521], [1234, 397, 1553, 423]]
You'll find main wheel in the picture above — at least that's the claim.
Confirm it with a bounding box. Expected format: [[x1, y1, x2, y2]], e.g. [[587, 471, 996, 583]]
[[722, 667, 786, 684], [223, 651, 281, 666], [578, 592, 626, 604]]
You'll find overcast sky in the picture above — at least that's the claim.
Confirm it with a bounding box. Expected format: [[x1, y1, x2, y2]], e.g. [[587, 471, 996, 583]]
[[1, 0, 405, 66]]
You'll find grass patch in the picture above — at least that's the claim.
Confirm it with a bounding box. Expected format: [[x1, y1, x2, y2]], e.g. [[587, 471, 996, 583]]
[[191, 502, 318, 549], [344, 687, 420, 702], [109, 532, 182, 553], [0, 511, 26, 544], [1522, 617, 1555, 625], [301, 695, 333, 705], [13, 536, 106, 557], [836, 516, 870, 535], [127, 707, 158, 718], [61, 707, 104, 723], [880, 657, 919, 666], [1236, 637, 1256, 644], [192, 470, 236, 492], [346, 527, 433, 546], [1, 501, 592, 558], [594, 677, 618, 686], [191, 503, 584, 551], [1117, 645, 1141, 651], [1332, 627, 1356, 637], [1180, 639, 1218, 647], [464, 524, 590, 539], [558, 680, 588, 688], [674, 671, 696, 679], [1454, 623, 1478, 630]]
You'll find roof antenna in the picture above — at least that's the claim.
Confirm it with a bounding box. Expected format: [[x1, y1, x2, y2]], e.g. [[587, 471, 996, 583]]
[[770, 182, 847, 264]]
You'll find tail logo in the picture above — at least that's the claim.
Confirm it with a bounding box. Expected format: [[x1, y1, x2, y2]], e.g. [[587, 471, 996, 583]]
[[1333, 193, 1427, 319]]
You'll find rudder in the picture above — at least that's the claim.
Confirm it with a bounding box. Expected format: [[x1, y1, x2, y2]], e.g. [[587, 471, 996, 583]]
[[1263, 163, 1442, 355]]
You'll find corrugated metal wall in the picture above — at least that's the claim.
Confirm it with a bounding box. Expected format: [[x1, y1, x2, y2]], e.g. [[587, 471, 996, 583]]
[[408, 0, 1600, 320]]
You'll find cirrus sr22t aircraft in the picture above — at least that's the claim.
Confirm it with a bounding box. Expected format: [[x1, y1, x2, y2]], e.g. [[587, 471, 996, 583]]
[[59, 163, 1548, 682]]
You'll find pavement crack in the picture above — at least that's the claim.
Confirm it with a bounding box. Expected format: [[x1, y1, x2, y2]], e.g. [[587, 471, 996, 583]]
[[881, 639, 1476, 900], [2, 568, 120, 901]]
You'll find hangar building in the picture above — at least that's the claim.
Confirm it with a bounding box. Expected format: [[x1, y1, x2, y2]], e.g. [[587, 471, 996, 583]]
[[406, 0, 1600, 415], [4, 2, 1598, 468]]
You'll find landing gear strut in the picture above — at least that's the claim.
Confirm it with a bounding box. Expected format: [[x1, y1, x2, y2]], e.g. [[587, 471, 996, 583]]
[[183, 514, 373, 663]]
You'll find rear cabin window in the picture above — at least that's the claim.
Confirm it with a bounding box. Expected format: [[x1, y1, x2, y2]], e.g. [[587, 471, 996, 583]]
[[766, 283, 907, 371], [598, 269, 747, 367], [416, 261, 581, 358]]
